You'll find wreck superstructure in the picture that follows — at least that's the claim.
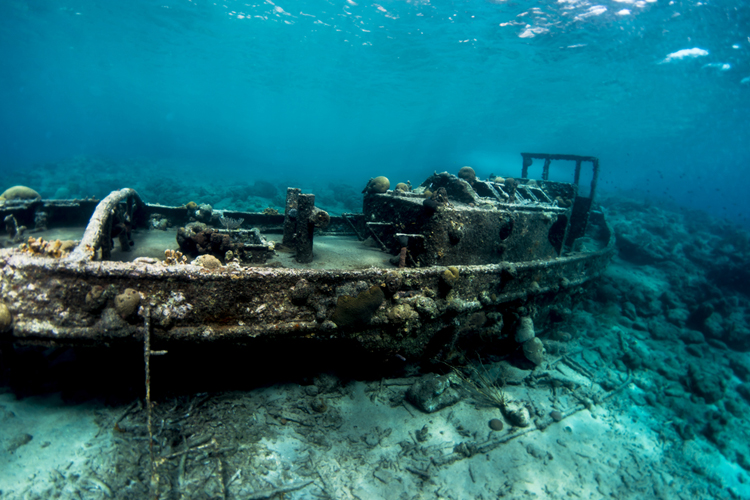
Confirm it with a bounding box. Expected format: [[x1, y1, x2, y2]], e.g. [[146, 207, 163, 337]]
[[0, 154, 614, 362]]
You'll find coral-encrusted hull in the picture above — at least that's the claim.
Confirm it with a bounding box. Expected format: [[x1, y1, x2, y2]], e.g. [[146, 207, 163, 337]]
[[1, 229, 613, 359], [0, 154, 614, 360]]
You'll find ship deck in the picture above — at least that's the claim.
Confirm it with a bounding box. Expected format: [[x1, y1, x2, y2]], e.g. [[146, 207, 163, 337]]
[[0, 226, 393, 270]]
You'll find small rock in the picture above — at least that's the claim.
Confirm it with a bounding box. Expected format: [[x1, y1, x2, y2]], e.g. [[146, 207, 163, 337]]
[[687, 363, 728, 403], [489, 418, 504, 431], [729, 354, 750, 382], [703, 312, 725, 339], [648, 320, 680, 341], [666, 307, 690, 327], [678, 329, 706, 345], [737, 383, 750, 403], [310, 398, 328, 413], [406, 373, 462, 413], [724, 325, 750, 352], [724, 397, 745, 419], [622, 301, 637, 321]]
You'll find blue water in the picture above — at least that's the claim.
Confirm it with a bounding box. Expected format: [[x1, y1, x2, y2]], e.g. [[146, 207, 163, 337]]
[[1, 0, 749, 223]]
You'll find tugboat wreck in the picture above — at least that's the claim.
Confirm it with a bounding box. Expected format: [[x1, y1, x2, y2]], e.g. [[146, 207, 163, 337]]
[[0, 154, 614, 364]]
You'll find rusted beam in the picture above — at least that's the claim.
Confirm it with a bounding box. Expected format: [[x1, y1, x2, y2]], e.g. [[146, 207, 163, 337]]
[[66, 188, 146, 263]]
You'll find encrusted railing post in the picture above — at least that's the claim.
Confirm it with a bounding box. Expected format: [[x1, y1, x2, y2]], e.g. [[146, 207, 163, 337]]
[[66, 188, 145, 262], [282, 188, 330, 264]]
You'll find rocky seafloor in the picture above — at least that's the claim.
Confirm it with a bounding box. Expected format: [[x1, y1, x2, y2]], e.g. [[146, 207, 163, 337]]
[[1, 158, 750, 498]]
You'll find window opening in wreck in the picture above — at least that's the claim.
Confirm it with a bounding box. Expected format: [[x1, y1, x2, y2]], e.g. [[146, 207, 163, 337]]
[[498, 218, 513, 241], [548, 214, 567, 254]]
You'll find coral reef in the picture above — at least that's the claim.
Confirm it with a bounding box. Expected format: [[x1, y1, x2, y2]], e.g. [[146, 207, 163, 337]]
[[219, 216, 244, 230], [85, 285, 108, 312], [148, 214, 169, 231], [193, 254, 222, 270], [0, 185, 41, 202], [114, 288, 141, 320], [163, 249, 188, 265], [0, 301, 11, 332], [457, 166, 476, 184], [20, 237, 76, 258], [362, 176, 390, 194], [331, 285, 385, 328], [522, 337, 545, 366], [515, 316, 535, 343]]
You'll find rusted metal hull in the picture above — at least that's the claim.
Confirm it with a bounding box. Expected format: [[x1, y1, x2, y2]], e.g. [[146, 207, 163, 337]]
[[1, 227, 613, 359]]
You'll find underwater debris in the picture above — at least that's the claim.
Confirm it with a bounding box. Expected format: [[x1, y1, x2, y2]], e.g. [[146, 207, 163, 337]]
[[4, 214, 25, 243], [34, 210, 48, 231], [148, 213, 169, 231], [406, 372, 462, 413], [505, 177, 518, 202], [196, 203, 214, 223]]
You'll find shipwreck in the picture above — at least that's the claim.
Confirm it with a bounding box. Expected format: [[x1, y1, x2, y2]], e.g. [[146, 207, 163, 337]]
[[0, 154, 614, 366]]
